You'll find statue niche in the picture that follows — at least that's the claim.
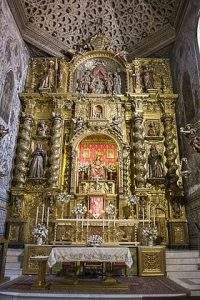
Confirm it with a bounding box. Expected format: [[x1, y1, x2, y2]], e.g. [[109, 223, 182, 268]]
[[77, 135, 118, 195]]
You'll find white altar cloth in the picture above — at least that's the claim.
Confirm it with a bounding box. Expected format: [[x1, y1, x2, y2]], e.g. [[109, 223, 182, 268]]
[[48, 247, 133, 268]]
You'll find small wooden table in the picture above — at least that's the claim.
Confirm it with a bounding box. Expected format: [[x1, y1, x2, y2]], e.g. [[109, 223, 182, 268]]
[[30, 256, 49, 288]]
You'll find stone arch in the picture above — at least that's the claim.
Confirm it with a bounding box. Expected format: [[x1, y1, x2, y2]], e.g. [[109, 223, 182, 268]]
[[0, 70, 15, 123]]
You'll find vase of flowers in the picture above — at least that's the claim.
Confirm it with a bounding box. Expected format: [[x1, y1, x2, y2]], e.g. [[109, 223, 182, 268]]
[[87, 234, 103, 247], [72, 203, 87, 218], [33, 223, 48, 245], [105, 203, 116, 219], [142, 225, 158, 246]]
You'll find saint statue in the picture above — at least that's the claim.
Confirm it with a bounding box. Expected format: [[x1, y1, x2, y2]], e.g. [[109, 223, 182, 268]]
[[148, 145, 164, 178], [39, 60, 54, 90], [90, 156, 106, 180], [147, 121, 160, 136], [113, 72, 121, 94], [93, 105, 103, 119], [37, 121, 48, 137], [28, 144, 47, 179], [143, 67, 155, 90]]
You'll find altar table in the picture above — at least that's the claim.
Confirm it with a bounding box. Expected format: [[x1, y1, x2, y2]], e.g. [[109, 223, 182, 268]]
[[48, 247, 133, 269]]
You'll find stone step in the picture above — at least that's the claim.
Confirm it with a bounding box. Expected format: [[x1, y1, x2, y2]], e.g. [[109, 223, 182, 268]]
[[166, 264, 198, 271], [170, 277, 200, 296], [5, 269, 22, 276], [166, 250, 200, 258], [168, 271, 200, 278], [5, 262, 21, 269], [6, 249, 23, 256], [166, 257, 200, 265]]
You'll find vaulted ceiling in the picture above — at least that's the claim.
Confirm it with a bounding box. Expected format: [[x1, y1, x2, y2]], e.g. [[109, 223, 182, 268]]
[[7, 0, 187, 58]]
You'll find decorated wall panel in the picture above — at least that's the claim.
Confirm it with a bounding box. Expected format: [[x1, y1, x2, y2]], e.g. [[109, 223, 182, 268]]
[[0, 0, 29, 235]]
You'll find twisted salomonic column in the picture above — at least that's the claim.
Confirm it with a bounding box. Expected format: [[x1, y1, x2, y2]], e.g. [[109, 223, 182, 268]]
[[161, 114, 179, 187], [133, 113, 147, 188], [13, 115, 33, 187], [49, 114, 63, 188], [134, 60, 143, 94], [123, 145, 131, 196]]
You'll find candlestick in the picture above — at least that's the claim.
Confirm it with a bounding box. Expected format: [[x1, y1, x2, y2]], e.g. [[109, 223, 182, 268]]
[[41, 204, 45, 223], [35, 206, 39, 226], [86, 218, 89, 240]]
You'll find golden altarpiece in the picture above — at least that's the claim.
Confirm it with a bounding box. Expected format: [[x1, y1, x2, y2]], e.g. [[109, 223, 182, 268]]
[[7, 35, 188, 253]]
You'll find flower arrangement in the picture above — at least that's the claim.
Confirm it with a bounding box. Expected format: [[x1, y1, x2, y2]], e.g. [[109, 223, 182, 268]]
[[57, 192, 71, 204], [33, 223, 48, 245], [105, 203, 116, 218], [72, 203, 87, 218], [129, 194, 140, 206], [79, 165, 88, 173], [142, 225, 158, 246], [87, 234, 103, 246], [106, 165, 116, 173]]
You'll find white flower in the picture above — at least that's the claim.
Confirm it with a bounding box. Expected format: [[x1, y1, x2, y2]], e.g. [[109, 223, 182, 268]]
[[105, 203, 116, 218], [87, 234, 103, 246], [33, 223, 48, 239], [72, 203, 87, 216], [142, 226, 158, 240]]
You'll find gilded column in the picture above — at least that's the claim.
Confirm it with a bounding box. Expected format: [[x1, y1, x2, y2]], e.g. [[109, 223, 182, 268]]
[[49, 114, 63, 188], [123, 145, 131, 196], [133, 113, 147, 188], [161, 114, 179, 187], [13, 114, 33, 187]]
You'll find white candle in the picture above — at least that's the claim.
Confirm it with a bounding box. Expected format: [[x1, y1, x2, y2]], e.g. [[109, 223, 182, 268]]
[[82, 216, 84, 230], [103, 217, 105, 231], [142, 208, 145, 226], [154, 208, 156, 227], [114, 216, 116, 228], [148, 204, 151, 220], [46, 207, 50, 228], [35, 206, 39, 226], [41, 204, 45, 223]]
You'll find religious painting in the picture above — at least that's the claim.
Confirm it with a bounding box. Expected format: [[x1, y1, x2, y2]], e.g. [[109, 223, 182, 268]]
[[145, 120, 161, 137], [89, 196, 104, 218], [72, 58, 126, 94]]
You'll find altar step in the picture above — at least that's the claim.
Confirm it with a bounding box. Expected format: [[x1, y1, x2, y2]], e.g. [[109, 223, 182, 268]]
[[4, 249, 23, 280], [166, 250, 200, 296]]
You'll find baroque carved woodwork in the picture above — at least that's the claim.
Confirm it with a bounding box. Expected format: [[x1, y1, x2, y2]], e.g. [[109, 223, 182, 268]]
[[8, 34, 188, 247]]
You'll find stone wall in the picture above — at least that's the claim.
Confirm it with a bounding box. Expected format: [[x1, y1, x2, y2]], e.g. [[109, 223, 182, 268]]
[[0, 0, 29, 235], [171, 0, 200, 248]]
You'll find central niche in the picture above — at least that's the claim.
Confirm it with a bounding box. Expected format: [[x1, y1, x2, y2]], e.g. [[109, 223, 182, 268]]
[[77, 134, 118, 196]]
